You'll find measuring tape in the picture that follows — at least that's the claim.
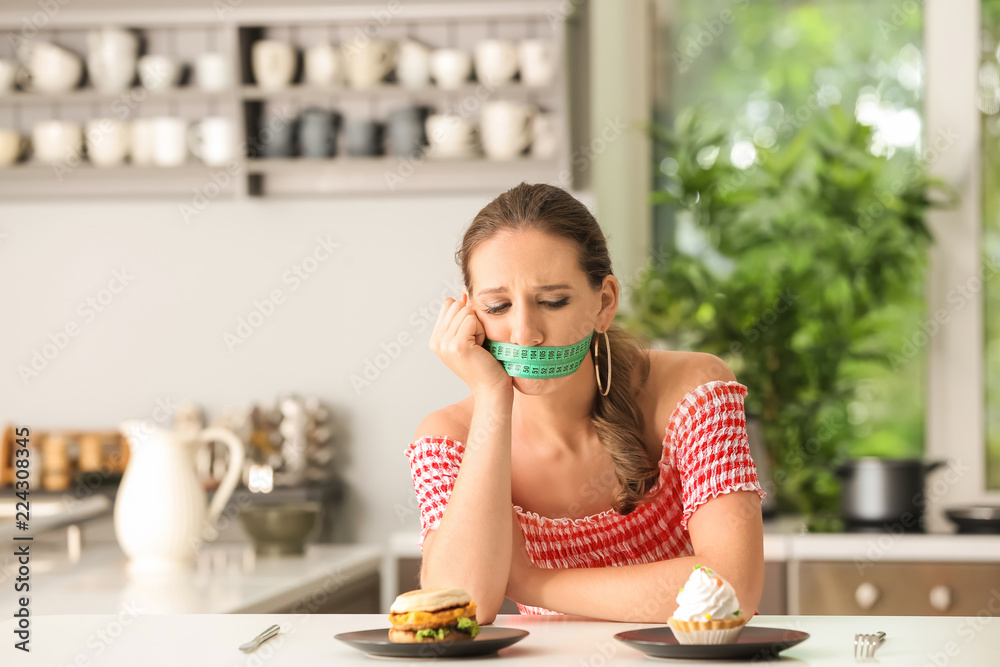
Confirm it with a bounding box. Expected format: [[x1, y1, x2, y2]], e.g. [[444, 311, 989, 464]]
[[484, 329, 594, 378]]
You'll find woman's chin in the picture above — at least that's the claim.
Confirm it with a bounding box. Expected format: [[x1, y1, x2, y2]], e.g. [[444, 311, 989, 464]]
[[512, 377, 560, 394]]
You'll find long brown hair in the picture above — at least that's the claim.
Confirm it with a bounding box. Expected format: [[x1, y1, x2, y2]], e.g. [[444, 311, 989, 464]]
[[456, 182, 661, 515]]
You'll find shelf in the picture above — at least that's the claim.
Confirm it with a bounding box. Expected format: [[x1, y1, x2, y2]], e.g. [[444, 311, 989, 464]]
[[0, 2, 581, 198], [247, 156, 562, 195], [0, 161, 247, 199], [0, 87, 238, 106], [239, 82, 555, 102]]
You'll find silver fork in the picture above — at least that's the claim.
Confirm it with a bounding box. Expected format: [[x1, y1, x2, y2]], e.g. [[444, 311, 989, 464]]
[[854, 630, 886, 659]]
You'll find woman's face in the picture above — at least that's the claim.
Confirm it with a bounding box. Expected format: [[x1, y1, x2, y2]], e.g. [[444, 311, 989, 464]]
[[467, 228, 618, 395]]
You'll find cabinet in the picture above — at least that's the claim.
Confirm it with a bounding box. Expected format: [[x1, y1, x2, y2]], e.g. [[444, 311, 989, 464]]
[[794, 561, 1000, 616], [0, 0, 587, 199]]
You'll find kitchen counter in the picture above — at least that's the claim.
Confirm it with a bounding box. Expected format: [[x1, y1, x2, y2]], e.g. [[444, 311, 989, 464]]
[[6, 542, 382, 614], [5, 613, 998, 665]]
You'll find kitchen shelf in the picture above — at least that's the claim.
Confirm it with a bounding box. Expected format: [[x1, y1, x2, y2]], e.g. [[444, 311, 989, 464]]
[[0, 1, 584, 199], [0, 161, 247, 199], [246, 156, 561, 195]]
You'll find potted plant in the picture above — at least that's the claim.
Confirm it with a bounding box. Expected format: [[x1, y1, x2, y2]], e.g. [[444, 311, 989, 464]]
[[622, 105, 954, 524]]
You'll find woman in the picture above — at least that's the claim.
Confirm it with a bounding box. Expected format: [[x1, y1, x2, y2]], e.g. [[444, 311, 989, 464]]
[[407, 182, 766, 624]]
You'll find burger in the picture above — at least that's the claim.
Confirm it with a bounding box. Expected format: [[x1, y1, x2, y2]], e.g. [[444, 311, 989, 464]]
[[388, 587, 481, 643]]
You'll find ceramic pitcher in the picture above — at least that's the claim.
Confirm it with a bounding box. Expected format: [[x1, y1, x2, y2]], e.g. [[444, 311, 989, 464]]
[[86, 26, 138, 93], [114, 420, 245, 573]]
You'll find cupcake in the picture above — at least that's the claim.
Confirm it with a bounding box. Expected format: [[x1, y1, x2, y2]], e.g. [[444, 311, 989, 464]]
[[666, 564, 748, 645]]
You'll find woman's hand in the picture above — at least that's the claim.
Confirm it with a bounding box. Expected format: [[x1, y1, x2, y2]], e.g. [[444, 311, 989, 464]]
[[504, 508, 547, 606], [430, 293, 512, 398]]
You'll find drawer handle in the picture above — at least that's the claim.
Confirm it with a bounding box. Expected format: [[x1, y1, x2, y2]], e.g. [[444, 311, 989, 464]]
[[855, 582, 880, 610], [929, 585, 953, 612]]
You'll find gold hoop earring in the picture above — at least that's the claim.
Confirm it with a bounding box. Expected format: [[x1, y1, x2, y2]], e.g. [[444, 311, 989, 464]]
[[594, 329, 611, 396]]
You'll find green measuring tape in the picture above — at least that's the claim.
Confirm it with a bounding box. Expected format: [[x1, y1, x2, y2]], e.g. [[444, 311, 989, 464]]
[[484, 329, 594, 378]]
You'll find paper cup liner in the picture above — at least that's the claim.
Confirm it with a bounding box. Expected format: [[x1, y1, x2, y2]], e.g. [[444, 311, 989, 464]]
[[667, 617, 749, 645]]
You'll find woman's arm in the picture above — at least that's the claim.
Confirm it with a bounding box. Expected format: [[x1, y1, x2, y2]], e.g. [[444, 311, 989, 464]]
[[508, 490, 764, 621], [418, 387, 515, 625]]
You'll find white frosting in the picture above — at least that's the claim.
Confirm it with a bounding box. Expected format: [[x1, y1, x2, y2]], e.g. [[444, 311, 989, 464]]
[[671, 565, 741, 622]]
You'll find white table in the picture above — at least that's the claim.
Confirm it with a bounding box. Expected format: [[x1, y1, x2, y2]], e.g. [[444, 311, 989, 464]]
[[3, 613, 996, 665]]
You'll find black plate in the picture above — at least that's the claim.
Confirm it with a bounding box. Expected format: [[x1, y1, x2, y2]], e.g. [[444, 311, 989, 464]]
[[614, 626, 810, 660], [335, 627, 529, 658]]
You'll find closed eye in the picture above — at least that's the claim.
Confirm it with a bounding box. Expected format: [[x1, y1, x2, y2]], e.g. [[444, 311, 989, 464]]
[[484, 298, 570, 315]]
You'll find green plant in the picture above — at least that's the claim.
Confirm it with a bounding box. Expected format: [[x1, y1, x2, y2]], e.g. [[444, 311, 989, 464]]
[[623, 105, 954, 519]]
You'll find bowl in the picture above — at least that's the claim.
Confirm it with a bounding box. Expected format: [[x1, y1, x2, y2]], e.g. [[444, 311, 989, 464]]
[[238, 502, 320, 555]]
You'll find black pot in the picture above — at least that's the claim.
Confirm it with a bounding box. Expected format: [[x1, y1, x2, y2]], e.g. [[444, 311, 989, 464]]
[[835, 458, 946, 531]]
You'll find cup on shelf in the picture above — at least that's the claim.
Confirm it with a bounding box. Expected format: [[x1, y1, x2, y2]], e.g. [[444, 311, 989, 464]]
[[429, 48, 472, 90], [473, 39, 518, 87], [15, 41, 83, 94], [0, 128, 28, 166], [84, 118, 131, 167], [193, 52, 233, 91], [480, 100, 536, 160], [149, 116, 189, 166], [188, 116, 237, 166], [425, 113, 479, 159], [0, 59, 21, 94], [31, 120, 83, 164], [299, 107, 341, 158], [137, 54, 182, 92], [252, 39, 298, 90], [257, 112, 298, 158], [344, 118, 383, 156], [130, 118, 156, 165], [518, 39, 556, 88], [387, 105, 429, 157], [342, 40, 396, 89], [531, 112, 558, 159], [396, 39, 431, 88], [304, 43, 344, 87], [86, 26, 139, 93]]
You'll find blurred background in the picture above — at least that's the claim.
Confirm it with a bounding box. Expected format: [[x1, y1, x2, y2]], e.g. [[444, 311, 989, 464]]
[[0, 0, 998, 618]]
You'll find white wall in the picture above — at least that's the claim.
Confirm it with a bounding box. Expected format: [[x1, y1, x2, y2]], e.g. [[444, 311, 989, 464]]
[[0, 191, 593, 546]]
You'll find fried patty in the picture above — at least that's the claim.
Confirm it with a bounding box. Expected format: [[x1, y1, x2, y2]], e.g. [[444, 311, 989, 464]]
[[388, 601, 477, 631]]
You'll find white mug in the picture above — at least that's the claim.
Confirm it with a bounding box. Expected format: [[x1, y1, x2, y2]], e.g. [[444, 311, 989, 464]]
[[396, 39, 431, 88], [130, 118, 156, 166], [86, 26, 139, 93], [252, 39, 297, 89], [518, 39, 556, 87], [32, 120, 83, 164], [426, 113, 476, 147], [137, 54, 181, 92], [0, 128, 28, 166], [0, 59, 20, 94], [16, 41, 83, 94], [430, 48, 472, 90], [188, 116, 235, 166], [85, 118, 130, 167], [531, 112, 558, 159], [150, 116, 189, 167], [481, 101, 536, 160], [304, 43, 344, 87], [474, 39, 518, 86], [342, 39, 396, 89], [193, 52, 232, 91]]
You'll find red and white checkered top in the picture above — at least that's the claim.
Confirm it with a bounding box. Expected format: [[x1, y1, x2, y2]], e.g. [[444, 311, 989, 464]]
[[404, 379, 766, 616]]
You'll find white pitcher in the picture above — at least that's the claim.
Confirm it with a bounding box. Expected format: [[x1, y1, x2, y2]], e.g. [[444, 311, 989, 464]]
[[86, 26, 139, 93], [114, 420, 245, 573]]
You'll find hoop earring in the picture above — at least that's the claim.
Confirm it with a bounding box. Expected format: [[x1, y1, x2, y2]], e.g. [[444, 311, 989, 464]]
[[594, 329, 611, 397]]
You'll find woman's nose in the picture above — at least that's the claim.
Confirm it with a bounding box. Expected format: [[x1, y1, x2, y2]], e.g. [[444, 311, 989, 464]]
[[509, 306, 543, 347]]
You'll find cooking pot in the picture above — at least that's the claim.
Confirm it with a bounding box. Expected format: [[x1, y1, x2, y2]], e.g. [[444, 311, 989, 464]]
[[835, 458, 947, 531]]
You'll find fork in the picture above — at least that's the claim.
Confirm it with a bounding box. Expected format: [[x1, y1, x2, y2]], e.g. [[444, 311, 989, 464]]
[[854, 630, 886, 659]]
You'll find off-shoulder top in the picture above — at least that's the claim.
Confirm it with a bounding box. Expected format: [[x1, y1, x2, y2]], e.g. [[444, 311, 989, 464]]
[[404, 380, 767, 615]]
